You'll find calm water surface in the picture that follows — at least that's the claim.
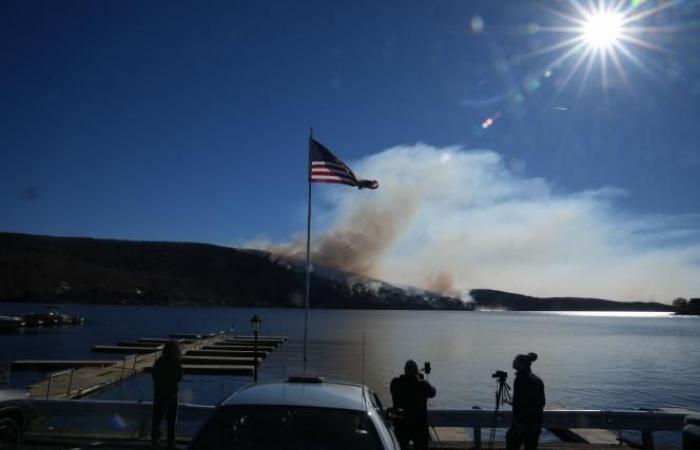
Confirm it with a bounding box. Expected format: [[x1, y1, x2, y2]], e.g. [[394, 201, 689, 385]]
[[1, 303, 698, 445], [1, 303, 698, 411]]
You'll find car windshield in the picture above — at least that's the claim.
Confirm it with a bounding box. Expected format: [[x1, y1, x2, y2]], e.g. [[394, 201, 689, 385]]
[[190, 405, 383, 450]]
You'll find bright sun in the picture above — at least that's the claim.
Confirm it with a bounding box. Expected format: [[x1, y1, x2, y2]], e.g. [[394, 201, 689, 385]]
[[522, 0, 683, 91], [582, 11, 624, 48]]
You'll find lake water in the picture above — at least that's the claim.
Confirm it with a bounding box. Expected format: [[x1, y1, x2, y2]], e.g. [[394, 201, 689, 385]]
[[1, 303, 699, 444]]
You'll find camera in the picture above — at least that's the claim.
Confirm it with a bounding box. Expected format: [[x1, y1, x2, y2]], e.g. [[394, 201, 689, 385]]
[[422, 362, 431, 375], [491, 370, 507, 381]]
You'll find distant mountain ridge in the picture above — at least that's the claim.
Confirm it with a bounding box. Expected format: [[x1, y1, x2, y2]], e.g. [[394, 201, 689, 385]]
[[0, 232, 468, 310], [0, 232, 672, 311], [469, 289, 673, 312]]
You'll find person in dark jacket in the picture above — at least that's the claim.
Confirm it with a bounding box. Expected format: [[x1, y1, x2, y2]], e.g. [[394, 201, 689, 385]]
[[390, 359, 436, 450], [506, 352, 545, 450], [151, 341, 183, 448]]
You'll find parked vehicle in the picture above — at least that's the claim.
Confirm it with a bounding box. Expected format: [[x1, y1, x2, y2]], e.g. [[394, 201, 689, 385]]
[[189, 376, 400, 450], [0, 389, 32, 450]]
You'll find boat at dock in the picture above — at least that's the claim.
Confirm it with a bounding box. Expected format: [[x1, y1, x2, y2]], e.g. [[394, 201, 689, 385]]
[[0, 315, 24, 332], [18, 308, 84, 328]]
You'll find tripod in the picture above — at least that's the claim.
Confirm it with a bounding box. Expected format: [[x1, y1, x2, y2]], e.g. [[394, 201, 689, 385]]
[[488, 376, 511, 450]]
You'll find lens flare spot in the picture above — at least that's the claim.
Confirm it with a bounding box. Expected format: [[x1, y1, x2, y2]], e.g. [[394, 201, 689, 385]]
[[470, 15, 485, 34], [526, 79, 541, 92], [481, 112, 501, 129]]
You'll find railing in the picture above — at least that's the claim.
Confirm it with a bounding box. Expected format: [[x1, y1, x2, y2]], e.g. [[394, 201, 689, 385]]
[[429, 408, 688, 449], [44, 369, 75, 398], [30, 400, 688, 449]]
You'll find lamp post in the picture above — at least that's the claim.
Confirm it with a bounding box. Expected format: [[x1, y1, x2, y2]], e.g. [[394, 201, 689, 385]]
[[250, 315, 262, 382]]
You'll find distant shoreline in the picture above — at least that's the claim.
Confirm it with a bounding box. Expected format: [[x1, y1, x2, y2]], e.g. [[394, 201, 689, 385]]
[[0, 298, 680, 315], [0, 232, 677, 313]]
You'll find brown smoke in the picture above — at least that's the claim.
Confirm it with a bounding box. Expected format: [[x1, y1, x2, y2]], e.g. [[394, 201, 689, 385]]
[[271, 190, 418, 277], [424, 271, 461, 297]]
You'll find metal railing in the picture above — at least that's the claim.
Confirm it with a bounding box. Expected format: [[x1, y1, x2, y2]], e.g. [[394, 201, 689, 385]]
[[44, 369, 75, 399], [30, 399, 689, 449], [428, 408, 688, 449]]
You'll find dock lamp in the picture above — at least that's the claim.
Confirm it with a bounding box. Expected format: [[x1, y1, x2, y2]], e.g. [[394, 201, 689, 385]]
[[250, 315, 262, 381]]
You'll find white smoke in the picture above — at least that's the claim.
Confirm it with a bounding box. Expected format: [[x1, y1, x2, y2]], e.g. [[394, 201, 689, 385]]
[[266, 144, 700, 302]]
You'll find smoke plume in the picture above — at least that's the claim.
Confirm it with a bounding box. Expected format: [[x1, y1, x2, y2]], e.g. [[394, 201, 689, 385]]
[[265, 144, 700, 302]]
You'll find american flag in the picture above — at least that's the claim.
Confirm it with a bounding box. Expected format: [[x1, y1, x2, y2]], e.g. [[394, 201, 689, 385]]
[[309, 138, 378, 189]]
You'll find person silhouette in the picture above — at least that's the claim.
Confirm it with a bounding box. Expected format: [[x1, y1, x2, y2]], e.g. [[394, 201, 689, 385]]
[[390, 359, 436, 450], [506, 352, 545, 450], [151, 341, 183, 448]]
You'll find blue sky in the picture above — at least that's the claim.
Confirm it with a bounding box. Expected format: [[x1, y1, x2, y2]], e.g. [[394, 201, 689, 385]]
[[2, 1, 700, 295]]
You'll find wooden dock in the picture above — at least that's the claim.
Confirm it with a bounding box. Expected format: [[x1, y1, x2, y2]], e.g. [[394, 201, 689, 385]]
[[92, 345, 161, 354], [203, 344, 277, 351], [116, 341, 163, 348], [137, 337, 189, 344], [26, 332, 286, 399], [186, 349, 267, 358], [181, 355, 262, 365], [12, 360, 119, 370], [144, 364, 254, 376]]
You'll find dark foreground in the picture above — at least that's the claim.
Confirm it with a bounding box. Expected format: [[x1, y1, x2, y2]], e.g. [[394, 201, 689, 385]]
[[21, 433, 678, 450]]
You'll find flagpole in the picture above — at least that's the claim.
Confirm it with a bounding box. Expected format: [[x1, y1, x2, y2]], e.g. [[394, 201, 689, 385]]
[[303, 127, 313, 373]]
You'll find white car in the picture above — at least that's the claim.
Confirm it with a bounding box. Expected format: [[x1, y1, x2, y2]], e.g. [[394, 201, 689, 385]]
[[189, 376, 400, 450]]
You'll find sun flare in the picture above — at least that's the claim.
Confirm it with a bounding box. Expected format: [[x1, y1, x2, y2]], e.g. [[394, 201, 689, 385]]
[[518, 0, 687, 92], [582, 11, 624, 48]]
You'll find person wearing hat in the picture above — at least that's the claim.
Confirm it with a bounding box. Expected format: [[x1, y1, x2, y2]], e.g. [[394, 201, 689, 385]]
[[390, 359, 437, 450], [151, 340, 183, 448], [506, 352, 546, 450]]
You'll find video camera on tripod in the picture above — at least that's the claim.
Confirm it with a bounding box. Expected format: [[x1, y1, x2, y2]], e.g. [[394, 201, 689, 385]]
[[492, 370, 507, 382], [488, 369, 512, 450]]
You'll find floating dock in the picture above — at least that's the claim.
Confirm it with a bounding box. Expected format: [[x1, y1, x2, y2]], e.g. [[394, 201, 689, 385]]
[[26, 333, 286, 399], [203, 344, 276, 351], [186, 349, 267, 358], [143, 364, 254, 376], [12, 360, 119, 370], [92, 345, 161, 354]]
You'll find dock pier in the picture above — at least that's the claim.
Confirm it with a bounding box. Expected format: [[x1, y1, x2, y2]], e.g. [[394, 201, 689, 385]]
[[21, 332, 287, 399]]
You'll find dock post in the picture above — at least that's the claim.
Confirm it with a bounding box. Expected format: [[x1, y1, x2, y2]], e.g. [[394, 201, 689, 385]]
[[132, 354, 138, 377], [472, 406, 482, 449], [66, 368, 74, 396], [45, 373, 52, 399], [253, 332, 258, 382], [641, 430, 654, 450], [250, 315, 262, 382]]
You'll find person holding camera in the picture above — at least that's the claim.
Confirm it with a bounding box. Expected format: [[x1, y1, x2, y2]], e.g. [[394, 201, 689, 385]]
[[390, 359, 436, 450], [506, 352, 545, 450]]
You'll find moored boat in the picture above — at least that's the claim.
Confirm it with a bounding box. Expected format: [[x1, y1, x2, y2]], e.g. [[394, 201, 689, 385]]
[[0, 315, 24, 333], [21, 313, 46, 327]]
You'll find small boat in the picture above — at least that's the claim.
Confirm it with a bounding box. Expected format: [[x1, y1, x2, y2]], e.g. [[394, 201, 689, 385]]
[[59, 313, 84, 325], [21, 313, 47, 327], [0, 316, 24, 333]]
